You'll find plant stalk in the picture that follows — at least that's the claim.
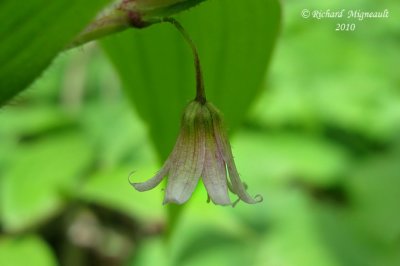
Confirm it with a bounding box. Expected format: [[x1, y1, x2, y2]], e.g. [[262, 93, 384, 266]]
[[163, 18, 206, 104]]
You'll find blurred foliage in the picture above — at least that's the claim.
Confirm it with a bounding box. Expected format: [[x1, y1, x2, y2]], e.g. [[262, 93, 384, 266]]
[[1, 0, 400, 265], [0, 235, 57, 266], [0, 0, 109, 105], [101, 0, 280, 159]]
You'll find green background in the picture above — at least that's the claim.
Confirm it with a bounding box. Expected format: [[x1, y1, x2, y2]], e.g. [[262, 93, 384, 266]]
[[1, 0, 399, 265]]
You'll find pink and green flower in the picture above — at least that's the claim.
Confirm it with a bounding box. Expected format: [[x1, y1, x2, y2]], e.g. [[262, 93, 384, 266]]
[[131, 100, 262, 206]]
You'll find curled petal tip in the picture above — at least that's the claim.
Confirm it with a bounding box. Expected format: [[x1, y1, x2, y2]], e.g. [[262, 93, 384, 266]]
[[231, 194, 263, 207], [128, 172, 146, 191], [254, 194, 263, 203], [128, 171, 136, 185], [129, 100, 261, 207], [240, 193, 263, 205], [129, 168, 167, 192]]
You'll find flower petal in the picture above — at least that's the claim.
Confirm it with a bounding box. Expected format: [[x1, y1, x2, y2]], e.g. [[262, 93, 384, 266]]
[[130, 165, 169, 191], [130, 108, 192, 193], [201, 128, 231, 206], [130, 130, 187, 192], [209, 104, 262, 204], [163, 105, 206, 204], [227, 162, 263, 204]]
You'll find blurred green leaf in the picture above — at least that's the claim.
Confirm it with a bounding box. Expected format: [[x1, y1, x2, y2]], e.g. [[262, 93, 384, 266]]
[[176, 230, 254, 266], [312, 146, 400, 266], [101, 0, 280, 158], [130, 237, 169, 266], [0, 106, 72, 138], [251, 0, 400, 141], [0, 133, 93, 232], [179, 244, 253, 266], [0, 235, 57, 266], [81, 101, 153, 169], [253, 192, 339, 266], [0, 0, 109, 105], [348, 151, 400, 244], [316, 205, 400, 266], [232, 131, 349, 186], [165, 195, 259, 266], [79, 166, 165, 223]]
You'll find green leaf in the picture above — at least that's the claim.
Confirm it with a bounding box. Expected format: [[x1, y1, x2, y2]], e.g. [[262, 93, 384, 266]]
[[348, 152, 400, 244], [0, 0, 109, 106], [312, 147, 400, 266], [164, 194, 258, 265], [101, 0, 280, 158], [253, 193, 340, 266], [129, 237, 169, 266], [231, 131, 349, 186], [0, 133, 93, 232], [79, 166, 165, 223], [0, 235, 57, 266]]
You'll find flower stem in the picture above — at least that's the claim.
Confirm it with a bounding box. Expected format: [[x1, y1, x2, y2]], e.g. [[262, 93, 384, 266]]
[[162, 18, 207, 104]]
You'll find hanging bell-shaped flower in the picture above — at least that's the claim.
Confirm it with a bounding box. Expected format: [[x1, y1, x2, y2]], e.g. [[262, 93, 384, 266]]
[[131, 100, 262, 206]]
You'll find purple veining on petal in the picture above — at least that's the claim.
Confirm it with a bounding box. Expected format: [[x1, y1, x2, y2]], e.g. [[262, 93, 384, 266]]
[[208, 103, 262, 204], [164, 103, 205, 204], [130, 104, 190, 193], [163, 127, 192, 204], [131, 165, 169, 191], [201, 112, 231, 206], [131, 100, 261, 206]]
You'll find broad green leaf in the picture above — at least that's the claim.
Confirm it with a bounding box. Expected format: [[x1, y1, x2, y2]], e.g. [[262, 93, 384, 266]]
[[312, 146, 400, 266], [348, 151, 400, 244], [0, 235, 57, 266], [79, 166, 165, 223], [165, 194, 257, 265], [0, 132, 93, 232], [231, 131, 349, 186], [129, 237, 169, 266], [178, 244, 254, 266], [0, 0, 109, 106], [251, 0, 400, 141], [315, 206, 400, 266], [101, 0, 280, 158], [0, 106, 72, 138], [253, 192, 339, 266]]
